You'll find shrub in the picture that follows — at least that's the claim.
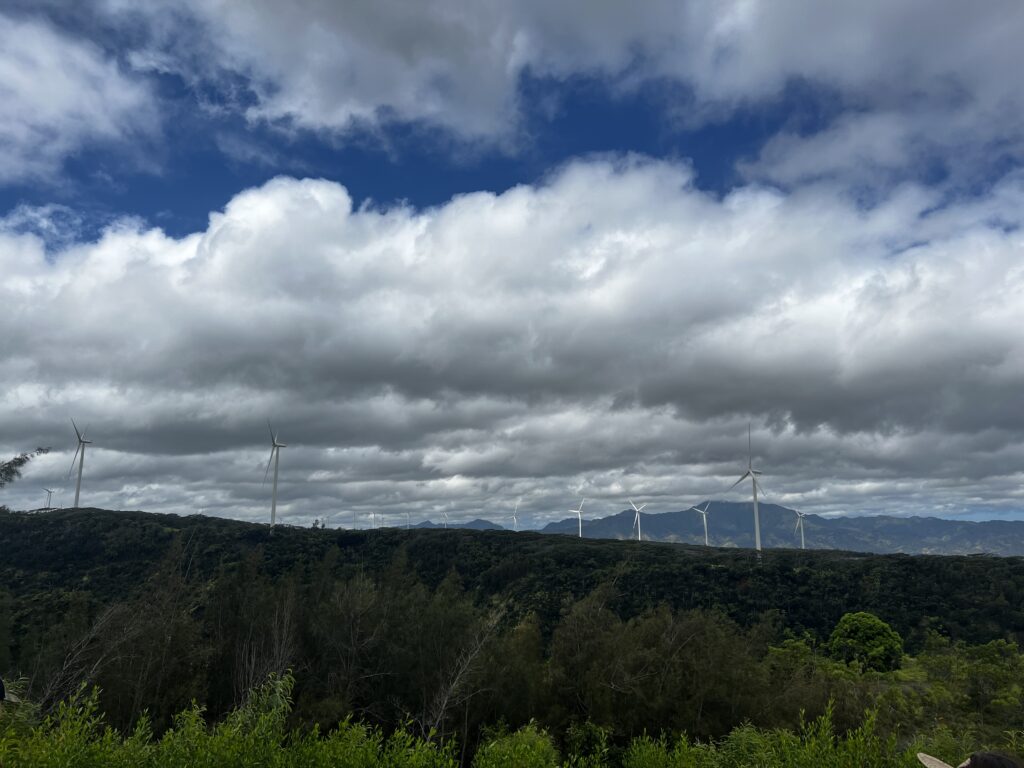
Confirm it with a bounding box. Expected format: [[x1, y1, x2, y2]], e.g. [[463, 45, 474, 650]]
[[472, 722, 559, 768]]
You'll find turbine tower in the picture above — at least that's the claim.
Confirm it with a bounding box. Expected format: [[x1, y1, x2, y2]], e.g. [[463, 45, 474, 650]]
[[43, 488, 55, 510], [512, 499, 519, 532], [68, 419, 91, 509], [263, 423, 286, 527], [728, 423, 765, 552], [443, 510, 449, 529], [629, 499, 646, 541], [406, 510, 411, 530], [690, 502, 711, 546], [570, 498, 584, 538], [794, 510, 807, 549]]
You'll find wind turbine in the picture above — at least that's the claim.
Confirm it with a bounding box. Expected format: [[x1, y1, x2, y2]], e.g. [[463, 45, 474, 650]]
[[690, 502, 711, 546], [443, 510, 449, 529], [406, 510, 411, 530], [67, 419, 91, 509], [43, 488, 55, 510], [569, 498, 584, 538], [629, 499, 646, 541], [794, 510, 807, 550], [728, 423, 765, 552], [263, 423, 286, 527], [512, 499, 519, 532]]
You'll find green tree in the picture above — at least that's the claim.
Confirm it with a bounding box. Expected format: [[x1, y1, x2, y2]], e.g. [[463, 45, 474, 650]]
[[0, 448, 50, 488], [827, 612, 903, 672]]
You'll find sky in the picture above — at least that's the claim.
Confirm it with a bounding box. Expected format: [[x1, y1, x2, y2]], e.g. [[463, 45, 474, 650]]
[[3, 0, 1024, 528]]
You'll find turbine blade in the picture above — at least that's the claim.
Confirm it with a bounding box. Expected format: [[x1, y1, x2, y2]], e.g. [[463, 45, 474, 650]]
[[67, 443, 82, 477], [71, 418, 81, 441], [728, 472, 750, 491], [262, 447, 275, 485], [754, 477, 767, 498], [638, 504, 647, 511]]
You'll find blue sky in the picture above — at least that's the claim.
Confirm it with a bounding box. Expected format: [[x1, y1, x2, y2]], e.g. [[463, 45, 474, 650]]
[[2, 1, 1024, 527]]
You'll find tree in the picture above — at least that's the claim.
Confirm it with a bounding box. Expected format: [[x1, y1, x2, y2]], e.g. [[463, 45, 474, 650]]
[[827, 611, 903, 672], [0, 448, 50, 489]]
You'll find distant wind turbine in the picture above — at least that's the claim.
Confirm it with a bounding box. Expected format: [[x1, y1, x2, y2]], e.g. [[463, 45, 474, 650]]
[[629, 499, 646, 541], [67, 419, 91, 509], [406, 510, 411, 530], [512, 499, 519, 532], [263, 423, 286, 527], [443, 510, 449, 529], [570, 498, 584, 538], [794, 510, 807, 550], [43, 488, 55, 510], [690, 502, 711, 546], [728, 423, 765, 552]]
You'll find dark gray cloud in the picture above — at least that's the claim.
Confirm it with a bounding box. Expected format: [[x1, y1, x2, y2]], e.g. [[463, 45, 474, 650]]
[[3, 160, 1024, 525]]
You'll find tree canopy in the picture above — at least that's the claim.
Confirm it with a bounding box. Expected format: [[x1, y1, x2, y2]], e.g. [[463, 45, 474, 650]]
[[827, 611, 904, 671]]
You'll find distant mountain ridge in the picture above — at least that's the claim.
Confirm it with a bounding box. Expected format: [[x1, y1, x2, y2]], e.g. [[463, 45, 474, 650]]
[[413, 518, 504, 531], [538, 501, 1024, 556]]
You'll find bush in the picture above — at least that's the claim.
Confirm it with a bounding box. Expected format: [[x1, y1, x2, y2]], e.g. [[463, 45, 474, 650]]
[[472, 723, 559, 768]]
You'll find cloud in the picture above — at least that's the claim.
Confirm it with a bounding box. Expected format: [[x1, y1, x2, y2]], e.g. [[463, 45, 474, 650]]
[[0, 12, 158, 184], [88, 0, 1024, 185], [2, 158, 1024, 524]]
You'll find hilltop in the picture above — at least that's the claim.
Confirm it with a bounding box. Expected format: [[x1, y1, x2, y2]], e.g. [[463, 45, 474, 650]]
[[3, 507, 1024, 651]]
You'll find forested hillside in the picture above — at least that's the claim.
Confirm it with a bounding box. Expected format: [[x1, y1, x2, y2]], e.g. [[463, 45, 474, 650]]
[[2, 508, 1024, 763]]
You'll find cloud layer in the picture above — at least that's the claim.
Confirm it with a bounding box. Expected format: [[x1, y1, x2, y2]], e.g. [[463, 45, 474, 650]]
[[105, 0, 1024, 184], [0, 12, 156, 183], [3, 159, 1024, 524]]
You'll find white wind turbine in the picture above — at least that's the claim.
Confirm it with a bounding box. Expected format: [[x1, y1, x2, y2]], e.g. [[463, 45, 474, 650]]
[[406, 510, 411, 530], [728, 423, 765, 552], [794, 510, 807, 550], [629, 499, 646, 541], [512, 499, 520, 532], [570, 498, 584, 538], [43, 488, 55, 510], [68, 419, 92, 509], [263, 423, 286, 527], [443, 510, 449, 529], [690, 502, 711, 546]]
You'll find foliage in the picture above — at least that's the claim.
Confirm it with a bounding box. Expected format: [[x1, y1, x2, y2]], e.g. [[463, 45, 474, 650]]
[[3, 509, 1024, 759], [0, 448, 50, 489], [472, 723, 560, 768], [9, 690, 1016, 768], [827, 612, 904, 672]]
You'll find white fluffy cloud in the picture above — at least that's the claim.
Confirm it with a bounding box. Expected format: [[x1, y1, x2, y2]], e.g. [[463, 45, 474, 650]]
[[0, 12, 157, 183], [3, 159, 1024, 524], [101, 0, 1024, 182]]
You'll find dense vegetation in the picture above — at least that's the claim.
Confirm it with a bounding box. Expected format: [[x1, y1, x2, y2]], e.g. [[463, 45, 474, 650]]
[[2, 508, 1023, 765], [3, 675, 1017, 768]]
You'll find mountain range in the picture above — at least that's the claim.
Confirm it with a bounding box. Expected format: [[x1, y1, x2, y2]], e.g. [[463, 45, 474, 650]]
[[423, 501, 1024, 556]]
